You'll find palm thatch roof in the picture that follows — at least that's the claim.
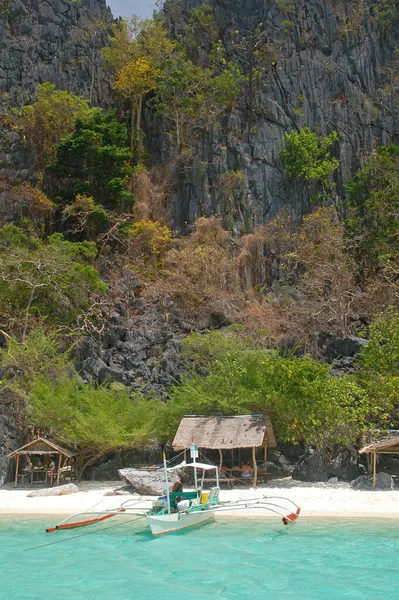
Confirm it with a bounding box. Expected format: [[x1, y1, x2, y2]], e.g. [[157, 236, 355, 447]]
[[172, 415, 276, 450], [360, 435, 399, 455], [8, 437, 75, 458]]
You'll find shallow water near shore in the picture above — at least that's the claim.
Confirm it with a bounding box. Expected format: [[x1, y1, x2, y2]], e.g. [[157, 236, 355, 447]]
[[1, 515, 398, 600]]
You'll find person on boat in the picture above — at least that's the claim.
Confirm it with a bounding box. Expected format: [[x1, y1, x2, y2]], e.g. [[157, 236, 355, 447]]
[[240, 462, 253, 479], [172, 478, 183, 493], [175, 496, 190, 511]]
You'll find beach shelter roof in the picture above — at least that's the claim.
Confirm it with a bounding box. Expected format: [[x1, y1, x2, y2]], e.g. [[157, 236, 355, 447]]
[[172, 414, 276, 450], [360, 435, 399, 455], [359, 434, 399, 488], [8, 437, 75, 459]]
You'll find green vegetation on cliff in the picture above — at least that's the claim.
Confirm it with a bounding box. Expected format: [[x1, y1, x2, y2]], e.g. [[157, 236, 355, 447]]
[[48, 110, 134, 209]]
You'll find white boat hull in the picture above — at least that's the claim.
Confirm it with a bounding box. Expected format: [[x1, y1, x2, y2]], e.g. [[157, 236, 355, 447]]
[[146, 509, 214, 536]]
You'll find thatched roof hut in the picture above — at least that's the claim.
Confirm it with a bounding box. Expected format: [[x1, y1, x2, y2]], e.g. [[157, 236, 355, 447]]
[[8, 437, 75, 487], [172, 415, 276, 486], [173, 414, 276, 450], [360, 435, 399, 487]]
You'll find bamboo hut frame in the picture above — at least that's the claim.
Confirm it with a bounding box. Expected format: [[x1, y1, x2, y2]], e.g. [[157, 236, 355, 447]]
[[172, 415, 276, 487], [8, 438, 75, 487], [360, 435, 399, 488]]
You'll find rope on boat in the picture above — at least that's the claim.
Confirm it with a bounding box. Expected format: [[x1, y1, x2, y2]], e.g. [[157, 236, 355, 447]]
[[23, 515, 145, 552]]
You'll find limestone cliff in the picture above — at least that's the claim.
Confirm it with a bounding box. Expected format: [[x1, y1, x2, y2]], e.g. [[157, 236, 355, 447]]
[[146, 0, 399, 233], [0, 0, 113, 181], [0, 0, 112, 101]]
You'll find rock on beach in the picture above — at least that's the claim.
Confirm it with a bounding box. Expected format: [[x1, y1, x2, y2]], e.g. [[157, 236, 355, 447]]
[[27, 483, 79, 497]]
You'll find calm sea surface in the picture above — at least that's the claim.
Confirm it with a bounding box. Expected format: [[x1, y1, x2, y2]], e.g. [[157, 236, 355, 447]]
[[1, 516, 398, 600]]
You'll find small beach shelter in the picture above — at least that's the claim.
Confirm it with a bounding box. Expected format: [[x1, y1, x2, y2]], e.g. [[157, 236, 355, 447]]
[[360, 434, 399, 488], [172, 414, 276, 487], [8, 437, 75, 487]]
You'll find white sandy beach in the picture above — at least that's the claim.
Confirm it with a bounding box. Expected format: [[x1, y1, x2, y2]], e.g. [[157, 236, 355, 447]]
[[1, 480, 399, 519]]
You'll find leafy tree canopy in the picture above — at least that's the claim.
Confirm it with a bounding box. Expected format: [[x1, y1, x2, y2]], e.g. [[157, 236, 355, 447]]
[[345, 144, 399, 280], [47, 109, 134, 209], [280, 127, 339, 192], [0, 225, 106, 339], [0, 330, 163, 478], [162, 330, 369, 449], [359, 307, 399, 377], [29, 376, 162, 477], [15, 83, 92, 171]]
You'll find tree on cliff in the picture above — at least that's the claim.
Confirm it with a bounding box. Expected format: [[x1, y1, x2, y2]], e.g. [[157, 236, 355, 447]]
[[0, 225, 106, 341], [280, 127, 340, 201], [102, 17, 175, 157], [47, 109, 134, 209], [345, 144, 399, 289], [14, 83, 93, 172]]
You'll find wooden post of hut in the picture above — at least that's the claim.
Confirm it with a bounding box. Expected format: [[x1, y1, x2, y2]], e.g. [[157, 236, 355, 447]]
[[263, 443, 267, 472], [252, 446, 258, 487], [14, 453, 19, 487], [56, 452, 62, 486]]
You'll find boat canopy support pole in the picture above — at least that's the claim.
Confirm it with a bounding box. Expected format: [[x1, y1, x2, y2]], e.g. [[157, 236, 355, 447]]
[[163, 452, 171, 514]]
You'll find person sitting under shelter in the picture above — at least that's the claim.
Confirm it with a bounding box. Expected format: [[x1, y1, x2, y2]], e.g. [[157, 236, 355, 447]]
[[48, 457, 57, 486], [240, 462, 253, 479]]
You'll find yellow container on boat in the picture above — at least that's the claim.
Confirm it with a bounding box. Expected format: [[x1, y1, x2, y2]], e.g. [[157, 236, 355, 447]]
[[200, 492, 209, 504]]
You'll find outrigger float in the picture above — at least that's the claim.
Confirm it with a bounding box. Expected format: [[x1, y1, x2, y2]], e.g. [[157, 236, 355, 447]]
[[46, 449, 300, 537]]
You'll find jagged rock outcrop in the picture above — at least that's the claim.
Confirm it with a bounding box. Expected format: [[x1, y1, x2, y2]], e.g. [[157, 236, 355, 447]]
[[293, 446, 366, 482], [0, 0, 113, 181], [149, 0, 399, 234], [119, 467, 177, 495], [323, 336, 369, 375], [351, 472, 394, 490], [77, 271, 212, 397]]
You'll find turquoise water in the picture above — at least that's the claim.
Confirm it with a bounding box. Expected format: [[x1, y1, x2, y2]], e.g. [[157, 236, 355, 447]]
[[1, 516, 398, 599]]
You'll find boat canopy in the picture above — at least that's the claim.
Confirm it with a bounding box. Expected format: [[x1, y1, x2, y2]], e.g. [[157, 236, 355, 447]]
[[167, 460, 217, 472]]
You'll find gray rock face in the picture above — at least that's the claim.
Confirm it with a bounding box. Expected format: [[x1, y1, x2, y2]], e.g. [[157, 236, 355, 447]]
[[293, 447, 365, 482], [266, 448, 296, 479], [0, 0, 113, 182], [351, 472, 394, 490], [119, 468, 177, 496], [0, 402, 18, 486], [324, 336, 369, 375], [76, 271, 199, 397], [0, 0, 112, 101], [325, 337, 369, 360], [153, 0, 399, 234], [85, 447, 163, 481], [27, 483, 79, 496]]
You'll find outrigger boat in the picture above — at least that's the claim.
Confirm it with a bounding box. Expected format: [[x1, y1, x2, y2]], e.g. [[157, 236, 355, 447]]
[[46, 448, 300, 537]]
